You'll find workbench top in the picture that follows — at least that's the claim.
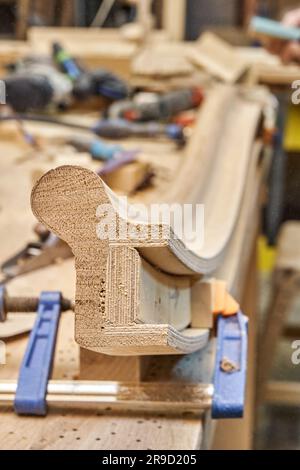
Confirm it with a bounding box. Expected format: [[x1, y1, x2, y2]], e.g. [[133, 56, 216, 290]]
[[0, 112, 259, 449], [0, 122, 213, 450]]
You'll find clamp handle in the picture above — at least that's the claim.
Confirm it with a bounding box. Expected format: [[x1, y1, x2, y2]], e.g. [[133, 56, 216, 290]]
[[212, 311, 248, 419], [14, 292, 62, 416]]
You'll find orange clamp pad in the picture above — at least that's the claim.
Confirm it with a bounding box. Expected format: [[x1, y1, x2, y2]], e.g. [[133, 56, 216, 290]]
[[213, 280, 239, 316]]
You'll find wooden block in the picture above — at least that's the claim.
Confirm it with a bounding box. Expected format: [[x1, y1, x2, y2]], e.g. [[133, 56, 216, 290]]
[[79, 349, 150, 381], [212, 280, 227, 313], [192, 278, 240, 326], [32, 161, 150, 195], [191, 281, 213, 329], [102, 161, 151, 194], [28, 27, 138, 79], [132, 43, 194, 77], [189, 32, 249, 83], [139, 258, 191, 330], [252, 62, 300, 85]]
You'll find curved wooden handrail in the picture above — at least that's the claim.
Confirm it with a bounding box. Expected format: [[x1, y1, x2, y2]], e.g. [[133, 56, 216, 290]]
[[31, 85, 264, 355]]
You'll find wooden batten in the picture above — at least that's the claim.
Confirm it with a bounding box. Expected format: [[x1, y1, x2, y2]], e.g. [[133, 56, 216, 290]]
[[79, 350, 151, 381]]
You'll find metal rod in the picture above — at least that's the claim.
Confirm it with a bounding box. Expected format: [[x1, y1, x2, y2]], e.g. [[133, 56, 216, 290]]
[[0, 380, 213, 413], [5, 296, 74, 313]]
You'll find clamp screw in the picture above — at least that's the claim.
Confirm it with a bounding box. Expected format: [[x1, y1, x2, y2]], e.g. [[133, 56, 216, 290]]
[[220, 357, 239, 373], [0, 285, 74, 322]]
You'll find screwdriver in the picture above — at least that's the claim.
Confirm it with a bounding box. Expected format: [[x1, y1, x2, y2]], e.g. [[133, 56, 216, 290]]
[[250, 16, 300, 42], [67, 135, 138, 161], [92, 119, 185, 143], [0, 115, 185, 143]]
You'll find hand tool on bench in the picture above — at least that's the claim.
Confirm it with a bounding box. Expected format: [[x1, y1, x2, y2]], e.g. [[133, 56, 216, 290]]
[[52, 41, 130, 102], [108, 87, 204, 122], [250, 16, 300, 42], [0, 114, 185, 144], [2, 43, 129, 115], [67, 135, 139, 162], [3, 58, 73, 112], [0, 224, 72, 283], [92, 119, 185, 143]]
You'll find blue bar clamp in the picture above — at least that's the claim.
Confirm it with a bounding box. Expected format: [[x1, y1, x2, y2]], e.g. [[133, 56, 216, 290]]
[[212, 311, 248, 419], [13, 290, 248, 419], [14, 291, 62, 416]]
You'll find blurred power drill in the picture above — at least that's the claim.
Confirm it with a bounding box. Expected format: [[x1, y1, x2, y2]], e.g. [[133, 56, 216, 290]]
[[108, 88, 204, 122], [52, 42, 130, 102], [3, 57, 73, 112]]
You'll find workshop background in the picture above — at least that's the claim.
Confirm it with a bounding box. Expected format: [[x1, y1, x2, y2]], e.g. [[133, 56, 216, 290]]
[[1, 0, 300, 451]]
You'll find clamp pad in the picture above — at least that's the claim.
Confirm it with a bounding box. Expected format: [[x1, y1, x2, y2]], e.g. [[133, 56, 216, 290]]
[[14, 291, 62, 416]]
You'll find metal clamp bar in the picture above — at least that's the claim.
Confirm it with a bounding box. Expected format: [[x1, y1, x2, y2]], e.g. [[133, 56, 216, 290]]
[[0, 380, 213, 414]]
